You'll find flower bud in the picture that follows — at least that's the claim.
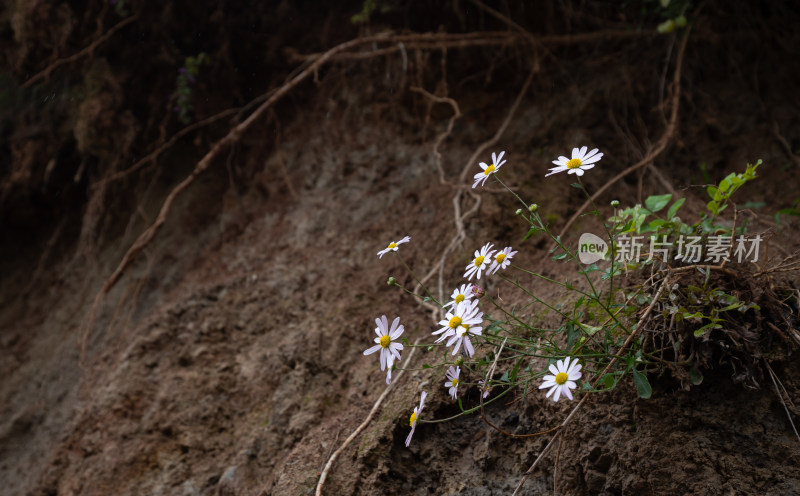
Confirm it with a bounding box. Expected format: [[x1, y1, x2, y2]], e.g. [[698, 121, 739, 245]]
[[528, 204, 539, 213], [657, 19, 675, 34], [610, 200, 620, 208], [455, 356, 465, 366], [387, 277, 397, 286], [515, 209, 523, 215], [674, 15, 687, 27], [472, 285, 485, 298]]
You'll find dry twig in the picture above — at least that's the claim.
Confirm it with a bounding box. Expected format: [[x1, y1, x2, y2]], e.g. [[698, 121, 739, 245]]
[[23, 15, 139, 89]]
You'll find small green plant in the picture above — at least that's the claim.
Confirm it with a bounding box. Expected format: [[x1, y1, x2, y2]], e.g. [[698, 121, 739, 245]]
[[109, 0, 130, 17], [351, 0, 394, 24], [171, 53, 209, 124]]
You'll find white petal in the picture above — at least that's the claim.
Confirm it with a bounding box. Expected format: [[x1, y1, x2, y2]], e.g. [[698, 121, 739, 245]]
[[553, 385, 562, 402], [380, 349, 388, 370], [380, 315, 389, 332], [464, 337, 475, 357], [419, 391, 427, 410], [405, 427, 415, 447], [549, 364, 559, 375], [578, 146, 587, 158], [451, 338, 463, 355], [363, 344, 381, 355], [545, 385, 556, 398], [563, 387, 574, 400], [583, 148, 600, 159], [389, 316, 400, 334], [581, 164, 595, 171], [545, 166, 568, 177], [540, 379, 556, 389], [573, 169, 585, 176], [377, 248, 389, 258], [582, 154, 602, 165], [571, 147, 580, 158], [390, 324, 404, 340]]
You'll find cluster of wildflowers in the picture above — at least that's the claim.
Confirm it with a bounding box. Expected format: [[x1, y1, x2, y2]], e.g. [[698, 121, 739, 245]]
[[362, 146, 617, 447]]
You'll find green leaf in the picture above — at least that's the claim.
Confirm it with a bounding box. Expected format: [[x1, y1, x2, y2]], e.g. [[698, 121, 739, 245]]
[[689, 367, 703, 386], [706, 185, 719, 200], [645, 194, 672, 213], [571, 182, 583, 189], [552, 253, 568, 261], [694, 322, 722, 337], [422, 364, 431, 369], [666, 198, 686, 219], [632, 368, 652, 399]]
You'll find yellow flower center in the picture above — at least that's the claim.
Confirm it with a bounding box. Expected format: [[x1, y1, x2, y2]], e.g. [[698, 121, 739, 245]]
[[388, 242, 397, 249], [483, 164, 496, 175], [380, 335, 391, 348], [451, 378, 459, 387], [409, 411, 417, 427], [455, 294, 465, 304], [496, 253, 506, 263], [474, 256, 484, 267], [567, 158, 582, 169], [555, 372, 568, 385], [448, 316, 462, 329]]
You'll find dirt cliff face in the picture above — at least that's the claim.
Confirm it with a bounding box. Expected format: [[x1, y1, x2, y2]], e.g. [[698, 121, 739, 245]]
[[2, 2, 800, 495]]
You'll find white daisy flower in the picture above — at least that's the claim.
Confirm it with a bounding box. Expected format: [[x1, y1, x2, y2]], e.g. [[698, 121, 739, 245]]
[[538, 356, 582, 402], [546, 146, 603, 177], [464, 243, 496, 280], [363, 315, 404, 371], [377, 236, 411, 258], [442, 299, 484, 357], [405, 391, 427, 447], [488, 246, 517, 275], [472, 151, 506, 188], [445, 366, 460, 400], [442, 283, 474, 309], [432, 299, 483, 345]]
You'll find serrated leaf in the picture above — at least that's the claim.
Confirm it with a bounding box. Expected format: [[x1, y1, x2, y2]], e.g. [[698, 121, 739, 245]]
[[645, 194, 672, 213], [632, 368, 652, 399]]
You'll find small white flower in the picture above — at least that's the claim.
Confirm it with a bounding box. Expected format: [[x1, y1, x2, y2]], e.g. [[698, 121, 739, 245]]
[[405, 391, 427, 447], [488, 246, 517, 275], [433, 299, 483, 357], [538, 357, 582, 402], [546, 146, 602, 177], [445, 366, 460, 400], [464, 243, 496, 280], [377, 236, 411, 258], [442, 283, 474, 309], [432, 299, 483, 347], [363, 316, 404, 371], [472, 151, 506, 188]]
